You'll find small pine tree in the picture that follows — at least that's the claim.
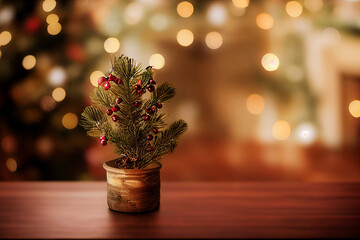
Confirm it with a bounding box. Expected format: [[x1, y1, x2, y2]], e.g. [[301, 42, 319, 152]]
[[80, 55, 188, 169]]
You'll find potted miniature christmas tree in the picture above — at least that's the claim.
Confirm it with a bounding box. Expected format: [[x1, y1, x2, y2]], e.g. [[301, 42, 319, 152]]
[[80, 55, 187, 212]]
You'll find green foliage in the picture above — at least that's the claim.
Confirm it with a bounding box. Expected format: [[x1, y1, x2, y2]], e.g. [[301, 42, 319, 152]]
[[80, 55, 187, 169]]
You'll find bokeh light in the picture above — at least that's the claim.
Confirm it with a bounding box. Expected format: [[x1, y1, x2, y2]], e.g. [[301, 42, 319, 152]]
[[90, 70, 104, 87], [125, 2, 144, 25], [42, 0, 56, 12], [177, 29, 194, 47], [22, 55, 36, 70], [272, 120, 291, 140], [286, 1, 303, 18], [205, 31, 223, 49], [5, 158, 17, 172], [0, 6, 15, 25], [47, 22, 62, 35], [246, 94, 265, 115], [177, 1, 194, 18], [52, 87, 66, 102], [256, 13, 274, 30], [149, 54, 165, 69], [48, 66, 67, 86], [261, 53, 279, 71], [46, 14, 59, 24], [349, 100, 360, 118], [0, 31, 12, 46], [104, 37, 120, 53], [232, 0, 249, 8], [295, 123, 317, 145], [62, 113, 78, 130], [207, 3, 227, 26]]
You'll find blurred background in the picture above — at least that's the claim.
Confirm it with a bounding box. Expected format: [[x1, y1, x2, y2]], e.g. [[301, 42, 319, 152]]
[[0, 0, 359, 181]]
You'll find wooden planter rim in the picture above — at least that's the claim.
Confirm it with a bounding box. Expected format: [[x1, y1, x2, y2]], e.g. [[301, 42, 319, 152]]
[[103, 160, 161, 175]]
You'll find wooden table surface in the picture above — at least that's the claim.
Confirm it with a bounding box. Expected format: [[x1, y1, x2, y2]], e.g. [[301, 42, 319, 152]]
[[0, 182, 359, 239]]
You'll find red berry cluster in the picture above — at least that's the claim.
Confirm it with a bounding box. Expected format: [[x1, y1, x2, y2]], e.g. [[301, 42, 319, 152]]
[[106, 98, 122, 122], [100, 136, 107, 145], [134, 78, 156, 94], [98, 74, 122, 90]]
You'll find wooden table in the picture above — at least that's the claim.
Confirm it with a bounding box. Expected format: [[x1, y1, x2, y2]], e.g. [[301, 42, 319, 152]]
[[0, 182, 359, 239]]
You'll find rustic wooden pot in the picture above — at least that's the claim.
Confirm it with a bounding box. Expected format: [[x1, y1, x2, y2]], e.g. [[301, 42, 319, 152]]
[[103, 160, 161, 213]]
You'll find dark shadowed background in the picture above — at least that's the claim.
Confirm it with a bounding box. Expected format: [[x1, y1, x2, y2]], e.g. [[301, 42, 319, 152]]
[[0, 0, 359, 181]]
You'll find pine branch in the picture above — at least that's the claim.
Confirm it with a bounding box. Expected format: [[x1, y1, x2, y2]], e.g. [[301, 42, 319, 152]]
[[111, 55, 142, 83], [139, 119, 188, 168], [80, 106, 111, 137], [153, 82, 176, 103], [89, 86, 114, 109]]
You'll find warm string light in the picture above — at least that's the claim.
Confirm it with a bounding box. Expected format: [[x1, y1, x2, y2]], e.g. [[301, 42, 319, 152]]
[[232, 0, 249, 8], [42, 0, 56, 13], [272, 121, 291, 140], [246, 94, 265, 115], [52, 87, 66, 102], [104, 37, 120, 53], [47, 22, 61, 35], [256, 13, 274, 30], [261, 53, 279, 71], [177, 1, 194, 18], [0, 31, 11, 46], [48, 66, 67, 86], [46, 13, 59, 24], [62, 113, 78, 129], [177, 29, 194, 47], [286, 1, 303, 18], [90, 70, 104, 87], [349, 100, 360, 118], [22, 55, 36, 70], [205, 31, 223, 49], [149, 54, 165, 69], [207, 3, 227, 26]]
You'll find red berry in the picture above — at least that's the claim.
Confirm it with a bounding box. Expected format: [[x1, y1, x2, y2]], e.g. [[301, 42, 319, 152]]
[[144, 114, 150, 121], [147, 84, 155, 92], [146, 107, 153, 114], [134, 84, 142, 91], [133, 101, 141, 107], [147, 134, 153, 141], [100, 136, 107, 141], [111, 105, 119, 112], [98, 77, 107, 85], [108, 74, 117, 82], [104, 81, 110, 90], [106, 109, 113, 116], [155, 102, 162, 109], [137, 79, 142, 84], [152, 128, 158, 134], [116, 78, 122, 84], [146, 146, 154, 152], [149, 79, 156, 85], [116, 98, 122, 104], [151, 107, 156, 113], [112, 115, 119, 122], [100, 139, 107, 145]]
